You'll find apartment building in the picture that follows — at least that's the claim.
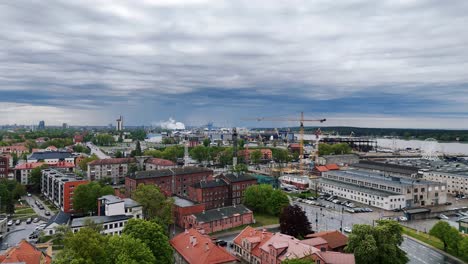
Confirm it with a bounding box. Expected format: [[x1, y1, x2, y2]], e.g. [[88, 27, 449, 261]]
[[0, 145, 28, 156], [0, 155, 9, 178], [41, 169, 89, 213], [28, 151, 74, 164], [15, 161, 74, 185], [87, 158, 136, 183], [321, 170, 446, 209], [125, 167, 213, 197], [144, 158, 176, 170], [219, 173, 257, 205]]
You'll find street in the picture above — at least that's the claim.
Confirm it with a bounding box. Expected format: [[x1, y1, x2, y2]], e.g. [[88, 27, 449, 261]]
[[86, 142, 110, 159], [1, 220, 46, 250], [402, 237, 463, 264], [24, 195, 53, 220]]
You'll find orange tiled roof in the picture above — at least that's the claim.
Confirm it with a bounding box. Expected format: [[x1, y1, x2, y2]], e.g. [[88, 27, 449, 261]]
[[233, 226, 274, 258], [0, 240, 52, 264], [88, 158, 135, 165], [315, 251, 355, 264], [315, 166, 329, 172], [306, 230, 348, 250], [171, 229, 238, 264], [325, 164, 340, 170], [145, 158, 175, 166]]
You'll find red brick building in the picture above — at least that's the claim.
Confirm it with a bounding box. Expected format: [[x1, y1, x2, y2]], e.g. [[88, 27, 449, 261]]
[[125, 167, 213, 197], [219, 174, 257, 205], [0, 240, 52, 264], [0, 155, 9, 178], [173, 196, 206, 228], [144, 158, 176, 170], [170, 229, 238, 264], [188, 179, 229, 210], [185, 204, 254, 233], [305, 230, 349, 252], [238, 149, 273, 162]]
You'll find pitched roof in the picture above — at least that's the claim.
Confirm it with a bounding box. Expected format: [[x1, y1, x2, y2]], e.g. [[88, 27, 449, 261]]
[[130, 167, 212, 180], [315, 166, 329, 172], [29, 151, 73, 160], [259, 233, 320, 261], [0, 239, 52, 264], [192, 205, 251, 223], [233, 226, 274, 258], [170, 229, 238, 264], [306, 230, 348, 250], [325, 164, 340, 170], [70, 215, 131, 228], [145, 158, 175, 166], [192, 180, 227, 189], [220, 173, 257, 183], [15, 161, 75, 170], [301, 237, 329, 248], [315, 251, 355, 264], [45, 211, 70, 228], [88, 158, 135, 165]]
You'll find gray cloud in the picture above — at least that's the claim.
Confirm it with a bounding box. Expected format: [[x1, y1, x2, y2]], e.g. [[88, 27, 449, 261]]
[[1, 0, 468, 126]]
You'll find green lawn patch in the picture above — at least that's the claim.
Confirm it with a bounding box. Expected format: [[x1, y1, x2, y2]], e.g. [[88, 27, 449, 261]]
[[288, 191, 317, 199], [15, 207, 35, 214]]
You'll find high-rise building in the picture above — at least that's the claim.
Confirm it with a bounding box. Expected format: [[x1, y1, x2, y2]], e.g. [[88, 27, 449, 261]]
[[62, 123, 68, 129], [116, 116, 123, 131], [38, 120, 45, 130]]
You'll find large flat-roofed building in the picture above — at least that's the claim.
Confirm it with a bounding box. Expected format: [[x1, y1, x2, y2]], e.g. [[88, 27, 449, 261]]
[[28, 151, 75, 164], [320, 170, 447, 209], [351, 160, 420, 178], [125, 167, 213, 197], [87, 158, 136, 184], [41, 169, 89, 213], [386, 159, 468, 195]]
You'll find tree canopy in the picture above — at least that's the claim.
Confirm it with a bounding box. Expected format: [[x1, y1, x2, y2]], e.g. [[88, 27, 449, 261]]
[[430, 221, 463, 253], [345, 220, 408, 264], [250, 149, 262, 164], [243, 184, 289, 216], [131, 184, 173, 227], [318, 143, 352, 156], [73, 182, 114, 215], [78, 154, 99, 171], [279, 205, 312, 238], [123, 219, 173, 264]]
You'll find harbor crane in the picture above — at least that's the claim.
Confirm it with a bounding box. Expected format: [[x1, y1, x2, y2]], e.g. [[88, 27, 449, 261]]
[[243, 112, 326, 171]]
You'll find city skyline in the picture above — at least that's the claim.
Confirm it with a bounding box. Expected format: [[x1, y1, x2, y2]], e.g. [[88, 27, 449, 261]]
[[1, 1, 468, 128]]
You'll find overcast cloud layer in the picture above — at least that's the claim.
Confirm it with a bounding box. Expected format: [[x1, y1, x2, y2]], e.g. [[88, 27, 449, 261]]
[[1, 0, 468, 128]]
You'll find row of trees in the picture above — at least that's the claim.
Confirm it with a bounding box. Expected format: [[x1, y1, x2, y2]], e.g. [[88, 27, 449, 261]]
[[72, 182, 115, 215], [243, 185, 289, 216], [143, 146, 184, 162], [430, 221, 468, 260], [55, 219, 172, 264], [0, 179, 27, 213], [318, 143, 352, 156]]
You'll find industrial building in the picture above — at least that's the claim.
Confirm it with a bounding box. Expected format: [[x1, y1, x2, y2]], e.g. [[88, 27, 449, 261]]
[[320, 170, 447, 210]]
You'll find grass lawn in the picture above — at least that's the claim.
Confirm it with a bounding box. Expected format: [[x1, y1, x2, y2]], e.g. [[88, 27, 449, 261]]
[[287, 191, 318, 199], [15, 207, 35, 215]]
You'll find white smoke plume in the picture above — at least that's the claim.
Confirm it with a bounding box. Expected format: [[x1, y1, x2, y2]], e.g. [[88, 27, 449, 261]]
[[156, 118, 185, 130]]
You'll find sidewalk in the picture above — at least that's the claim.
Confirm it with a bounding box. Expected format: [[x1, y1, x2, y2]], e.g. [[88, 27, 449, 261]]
[[403, 234, 466, 264]]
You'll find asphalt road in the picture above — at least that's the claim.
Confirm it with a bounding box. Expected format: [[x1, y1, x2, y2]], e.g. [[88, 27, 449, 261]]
[[86, 142, 110, 159], [402, 237, 463, 264], [1, 220, 46, 250], [24, 195, 53, 219]]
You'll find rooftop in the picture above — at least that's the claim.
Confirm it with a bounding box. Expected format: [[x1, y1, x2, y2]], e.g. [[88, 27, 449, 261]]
[[233, 226, 274, 258], [353, 160, 419, 175], [123, 198, 141, 208], [173, 196, 196, 207], [170, 228, 238, 264], [386, 159, 468, 176], [71, 215, 131, 228], [259, 233, 319, 261], [28, 151, 73, 160], [192, 179, 227, 189], [192, 205, 251, 223], [42, 169, 86, 182], [306, 230, 348, 250], [317, 251, 356, 264], [88, 158, 136, 165], [130, 167, 213, 180], [320, 178, 402, 197], [145, 158, 175, 166], [0, 239, 52, 264], [220, 173, 257, 183], [45, 211, 70, 228], [99, 195, 123, 204]]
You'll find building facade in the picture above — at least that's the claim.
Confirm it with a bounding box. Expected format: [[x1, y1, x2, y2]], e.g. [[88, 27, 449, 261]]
[[144, 158, 176, 171], [125, 167, 214, 197], [0, 145, 28, 156], [219, 174, 257, 205], [185, 205, 254, 234], [41, 169, 89, 213], [15, 161, 74, 185], [28, 151, 75, 164], [87, 158, 136, 183], [0, 155, 8, 179]]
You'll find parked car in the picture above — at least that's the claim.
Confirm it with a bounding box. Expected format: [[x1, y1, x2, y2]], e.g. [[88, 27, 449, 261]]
[[33, 217, 39, 223], [15, 220, 21, 225], [345, 208, 355, 213], [35, 224, 47, 230], [27, 193, 32, 197], [364, 208, 373, 212], [45, 211, 51, 216], [343, 227, 352, 233], [438, 214, 449, 220], [26, 218, 32, 224], [332, 199, 340, 204], [216, 240, 228, 247], [398, 216, 408, 222], [444, 202, 453, 206], [347, 203, 356, 208], [7, 220, 13, 226]]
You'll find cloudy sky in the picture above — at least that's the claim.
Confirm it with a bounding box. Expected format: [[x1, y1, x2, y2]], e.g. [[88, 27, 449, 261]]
[[1, 0, 468, 128]]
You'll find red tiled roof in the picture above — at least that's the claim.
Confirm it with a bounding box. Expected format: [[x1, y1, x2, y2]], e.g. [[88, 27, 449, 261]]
[[306, 230, 348, 250], [325, 164, 340, 170], [315, 251, 355, 264], [315, 166, 329, 172], [289, 143, 301, 149], [14, 162, 44, 170], [0, 146, 28, 152], [171, 229, 238, 264], [0, 240, 52, 264], [233, 226, 274, 258], [145, 158, 175, 166], [88, 158, 135, 165], [301, 237, 328, 248]]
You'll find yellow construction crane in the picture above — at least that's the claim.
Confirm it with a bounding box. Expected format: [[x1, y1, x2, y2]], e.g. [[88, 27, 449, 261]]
[[243, 112, 326, 171]]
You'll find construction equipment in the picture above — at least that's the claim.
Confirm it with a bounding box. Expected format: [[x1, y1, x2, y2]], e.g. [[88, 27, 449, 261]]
[[243, 112, 326, 171]]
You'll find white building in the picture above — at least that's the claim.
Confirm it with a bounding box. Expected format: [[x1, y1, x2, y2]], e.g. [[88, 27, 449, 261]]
[[28, 151, 75, 165]]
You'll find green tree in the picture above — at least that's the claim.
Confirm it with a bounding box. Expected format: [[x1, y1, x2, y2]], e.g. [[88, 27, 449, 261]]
[[190, 145, 210, 163], [79, 154, 99, 171], [346, 220, 408, 264], [272, 148, 290, 163], [238, 139, 245, 149], [12, 184, 26, 199], [73, 182, 114, 214], [54, 227, 108, 264], [134, 141, 142, 156], [131, 129, 147, 141], [233, 163, 248, 174], [460, 236, 468, 259], [268, 189, 290, 215], [250, 150, 262, 165], [279, 205, 312, 238], [430, 221, 462, 253], [243, 184, 289, 216], [132, 184, 173, 227], [218, 148, 233, 166], [161, 146, 184, 162], [30, 165, 48, 193], [203, 138, 211, 147], [115, 151, 123, 158], [107, 235, 156, 264], [144, 149, 163, 158], [123, 219, 173, 263]]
